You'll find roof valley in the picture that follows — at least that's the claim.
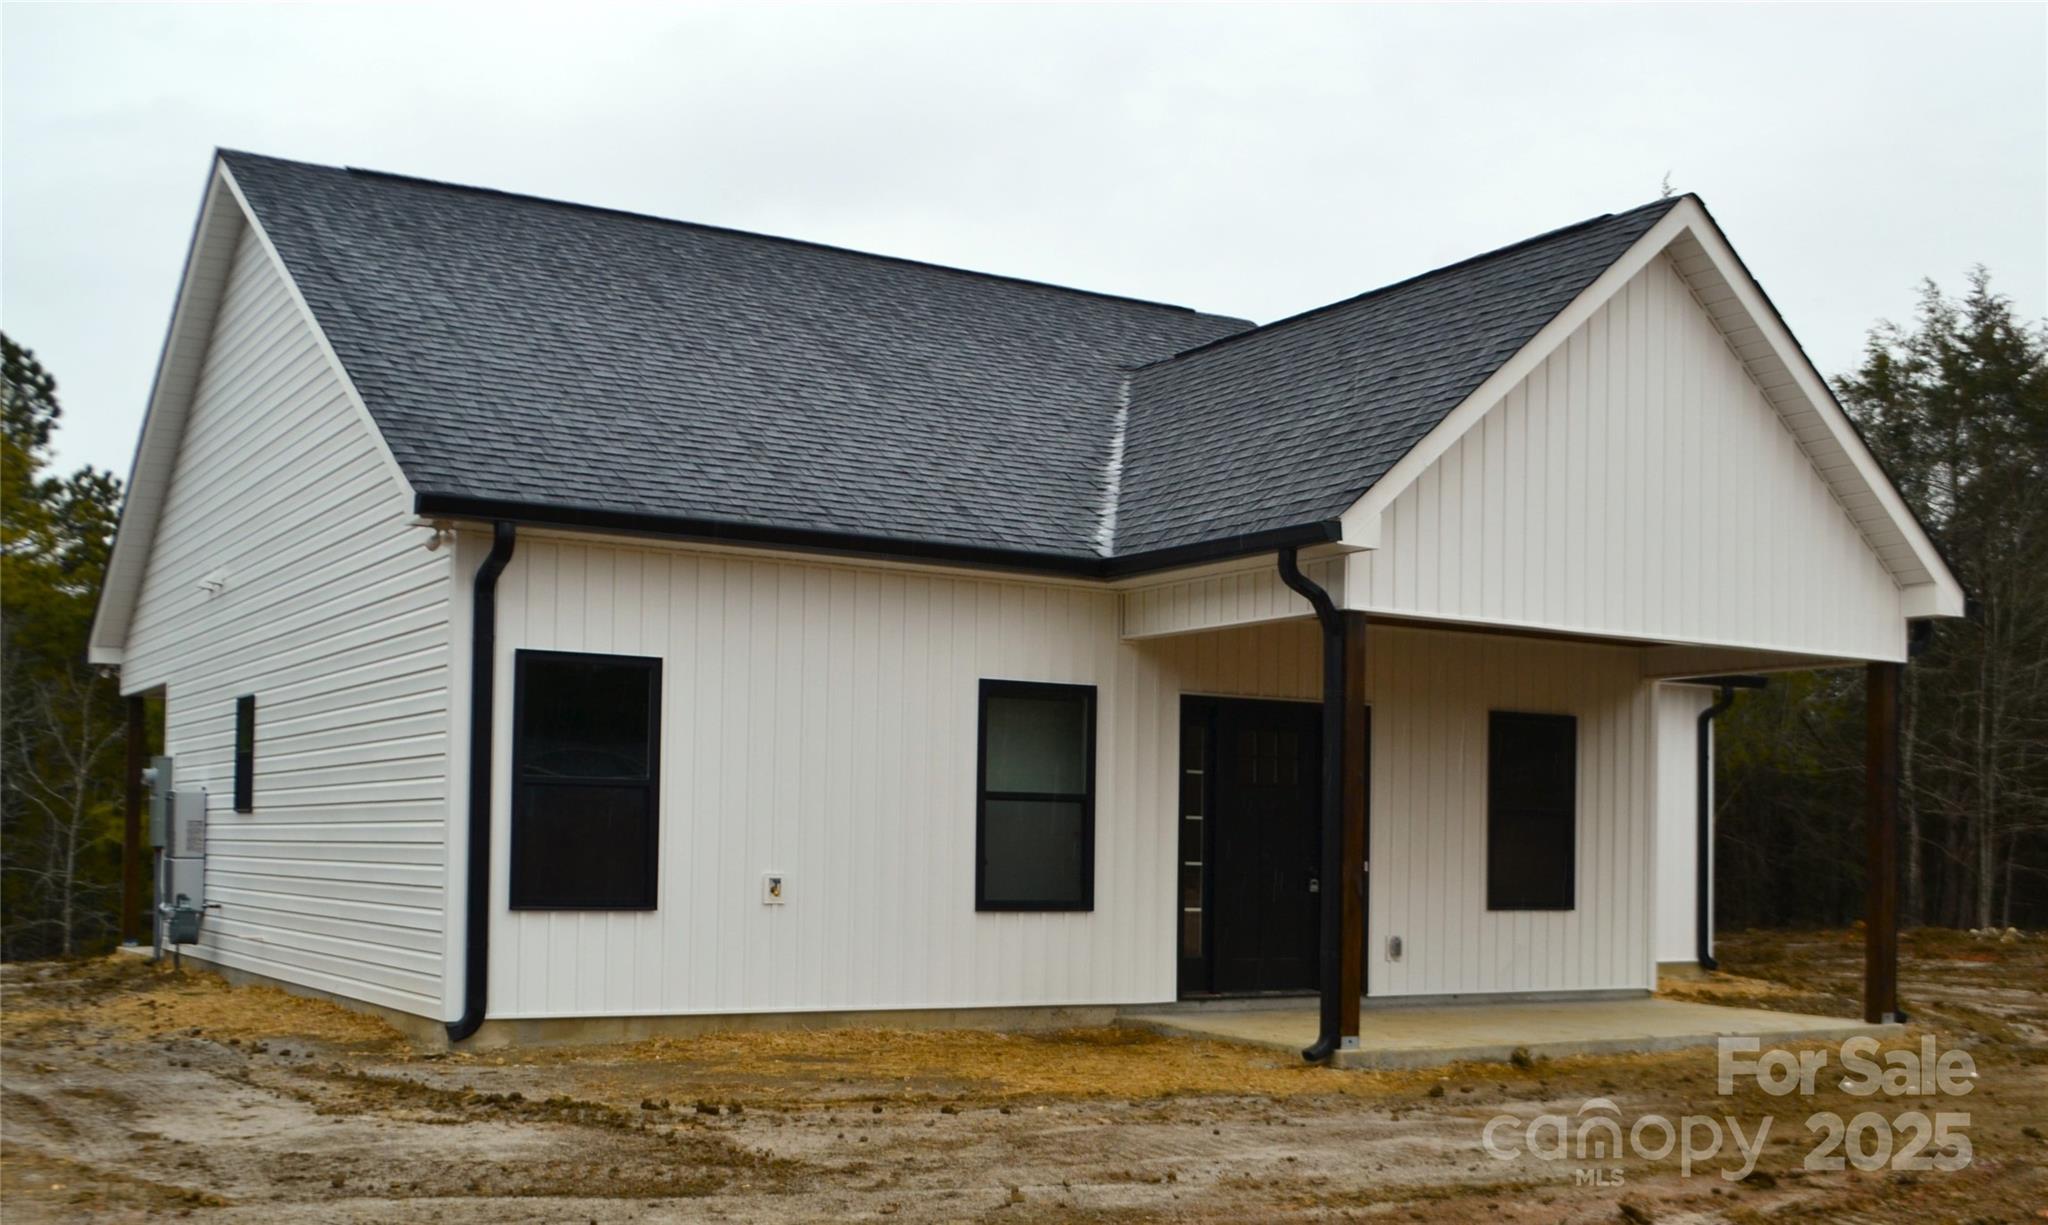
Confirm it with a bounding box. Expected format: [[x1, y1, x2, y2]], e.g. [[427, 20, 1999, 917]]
[[1094, 374, 1133, 557]]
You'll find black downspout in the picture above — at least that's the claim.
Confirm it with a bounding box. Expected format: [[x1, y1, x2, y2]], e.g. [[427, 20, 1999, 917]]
[[1695, 684, 1736, 972], [448, 522, 516, 1044], [1277, 547, 1344, 1064]]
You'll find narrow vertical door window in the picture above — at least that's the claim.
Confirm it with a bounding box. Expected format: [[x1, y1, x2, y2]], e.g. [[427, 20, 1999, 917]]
[[233, 695, 255, 813]]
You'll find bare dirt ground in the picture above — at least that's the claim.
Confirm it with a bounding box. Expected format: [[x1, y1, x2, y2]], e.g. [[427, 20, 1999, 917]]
[[3, 930, 2043, 1223]]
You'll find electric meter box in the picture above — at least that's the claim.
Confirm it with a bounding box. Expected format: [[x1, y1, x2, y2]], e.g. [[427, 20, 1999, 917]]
[[167, 790, 207, 859], [161, 789, 209, 931]]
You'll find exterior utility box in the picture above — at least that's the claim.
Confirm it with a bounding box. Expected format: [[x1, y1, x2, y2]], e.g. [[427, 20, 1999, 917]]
[[160, 788, 209, 945], [145, 755, 174, 848]]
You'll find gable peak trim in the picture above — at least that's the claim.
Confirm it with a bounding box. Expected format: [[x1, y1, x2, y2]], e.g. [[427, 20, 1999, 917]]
[[1338, 197, 1963, 617], [88, 154, 417, 669]]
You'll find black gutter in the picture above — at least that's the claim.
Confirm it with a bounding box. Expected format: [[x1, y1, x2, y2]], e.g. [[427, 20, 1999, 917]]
[[412, 493, 1341, 581], [1686, 675, 1766, 972], [448, 521, 516, 1044], [1276, 546, 1345, 1064]]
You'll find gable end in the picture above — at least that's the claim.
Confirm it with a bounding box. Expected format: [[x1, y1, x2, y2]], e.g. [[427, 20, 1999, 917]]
[[90, 158, 412, 668], [1340, 196, 1964, 626]]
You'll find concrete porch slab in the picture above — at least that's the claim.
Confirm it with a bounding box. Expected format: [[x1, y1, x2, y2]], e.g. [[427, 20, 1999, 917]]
[[1117, 997, 1903, 1070]]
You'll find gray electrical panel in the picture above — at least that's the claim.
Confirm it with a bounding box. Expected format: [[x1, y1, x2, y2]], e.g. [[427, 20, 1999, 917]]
[[145, 755, 174, 848], [167, 789, 207, 862], [159, 787, 209, 946]]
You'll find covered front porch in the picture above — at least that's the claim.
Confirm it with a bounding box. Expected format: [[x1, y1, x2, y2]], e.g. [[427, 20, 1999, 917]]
[[1118, 995, 1902, 1071], [1120, 544, 1918, 1063]]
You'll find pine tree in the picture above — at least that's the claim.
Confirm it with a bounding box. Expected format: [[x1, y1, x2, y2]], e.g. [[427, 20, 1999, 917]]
[[1, 333, 129, 957]]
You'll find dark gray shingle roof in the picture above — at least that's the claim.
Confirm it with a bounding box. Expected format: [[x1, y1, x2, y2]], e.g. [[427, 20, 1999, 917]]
[[221, 152, 1677, 573], [223, 152, 1249, 562], [1115, 198, 1680, 554]]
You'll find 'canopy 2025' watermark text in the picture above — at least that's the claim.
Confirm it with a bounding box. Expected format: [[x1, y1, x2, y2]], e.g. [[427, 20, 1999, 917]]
[[1481, 1036, 1976, 1185]]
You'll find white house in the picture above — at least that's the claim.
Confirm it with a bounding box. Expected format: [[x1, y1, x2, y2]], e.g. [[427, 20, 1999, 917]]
[[90, 152, 1961, 1054]]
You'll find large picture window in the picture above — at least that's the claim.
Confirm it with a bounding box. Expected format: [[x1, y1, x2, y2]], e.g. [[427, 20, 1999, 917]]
[[510, 650, 661, 910], [1487, 711, 1577, 911], [976, 680, 1096, 911]]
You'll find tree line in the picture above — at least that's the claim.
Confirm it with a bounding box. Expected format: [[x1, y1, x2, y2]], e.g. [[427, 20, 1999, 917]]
[[1, 270, 2043, 958], [1717, 272, 2048, 932], [2, 334, 132, 957]]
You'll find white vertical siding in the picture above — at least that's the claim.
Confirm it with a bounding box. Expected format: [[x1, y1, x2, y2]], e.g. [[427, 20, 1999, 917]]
[[1344, 253, 1905, 662], [488, 539, 1320, 1018], [120, 225, 449, 1018], [1364, 627, 1658, 997], [1120, 557, 1341, 639], [488, 536, 1659, 1017], [1652, 684, 1714, 965]]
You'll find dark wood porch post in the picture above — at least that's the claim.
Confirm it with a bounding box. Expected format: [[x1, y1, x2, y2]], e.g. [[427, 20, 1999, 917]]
[[1338, 611, 1369, 1044], [1864, 661, 1903, 1024], [122, 694, 146, 944]]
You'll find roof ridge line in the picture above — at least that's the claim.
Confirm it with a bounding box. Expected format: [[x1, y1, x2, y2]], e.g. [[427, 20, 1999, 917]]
[[217, 149, 1241, 321], [1132, 195, 1687, 372], [1095, 374, 1132, 557]]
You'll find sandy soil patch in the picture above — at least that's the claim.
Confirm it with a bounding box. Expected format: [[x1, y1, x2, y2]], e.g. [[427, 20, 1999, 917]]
[[3, 934, 2043, 1223]]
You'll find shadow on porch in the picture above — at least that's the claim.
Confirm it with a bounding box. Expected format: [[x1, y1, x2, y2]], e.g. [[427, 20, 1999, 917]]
[[1115, 995, 1902, 1071]]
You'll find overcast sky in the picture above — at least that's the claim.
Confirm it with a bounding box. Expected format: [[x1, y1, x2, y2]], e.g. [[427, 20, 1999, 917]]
[[4, 3, 2043, 477]]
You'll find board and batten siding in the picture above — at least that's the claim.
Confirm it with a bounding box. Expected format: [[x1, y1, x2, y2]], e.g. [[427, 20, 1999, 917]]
[[483, 534, 1659, 1017], [1121, 556, 1341, 639], [1364, 627, 1658, 997], [1343, 252, 1905, 662], [482, 536, 1321, 1019], [1653, 683, 1714, 966], [119, 223, 451, 1018]]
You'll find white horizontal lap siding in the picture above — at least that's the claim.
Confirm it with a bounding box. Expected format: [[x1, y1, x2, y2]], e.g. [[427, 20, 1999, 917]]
[[487, 537, 1325, 1020], [120, 225, 449, 1017], [1345, 254, 1904, 662], [1365, 626, 1654, 998]]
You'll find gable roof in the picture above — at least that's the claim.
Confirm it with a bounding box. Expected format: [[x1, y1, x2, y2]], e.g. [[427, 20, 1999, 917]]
[[220, 152, 1251, 567], [213, 153, 1693, 573], [92, 152, 1963, 668], [1115, 199, 1679, 554]]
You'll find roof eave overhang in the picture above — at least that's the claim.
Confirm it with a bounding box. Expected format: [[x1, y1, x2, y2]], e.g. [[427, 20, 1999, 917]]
[[411, 492, 1342, 581]]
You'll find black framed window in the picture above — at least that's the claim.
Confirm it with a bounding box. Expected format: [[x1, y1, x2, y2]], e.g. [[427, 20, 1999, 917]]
[[233, 695, 256, 813], [510, 650, 661, 910], [1487, 711, 1577, 911], [976, 680, 1096, 911]]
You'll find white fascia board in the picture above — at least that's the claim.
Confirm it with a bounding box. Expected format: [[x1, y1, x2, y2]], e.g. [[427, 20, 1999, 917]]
[[1900, 583, 1963, 620], [88, 159, 417, 678], [1674, 207, 1966, 619], [1338, 203, 1695, 545], [88, 163, 244, 674]]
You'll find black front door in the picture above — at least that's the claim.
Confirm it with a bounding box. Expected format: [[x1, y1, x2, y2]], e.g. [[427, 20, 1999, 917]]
[[1190, 698, 1322, 994]]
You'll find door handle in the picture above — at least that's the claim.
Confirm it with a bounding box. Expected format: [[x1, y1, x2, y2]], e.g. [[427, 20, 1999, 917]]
[[1308, 877, 1320, 893]]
